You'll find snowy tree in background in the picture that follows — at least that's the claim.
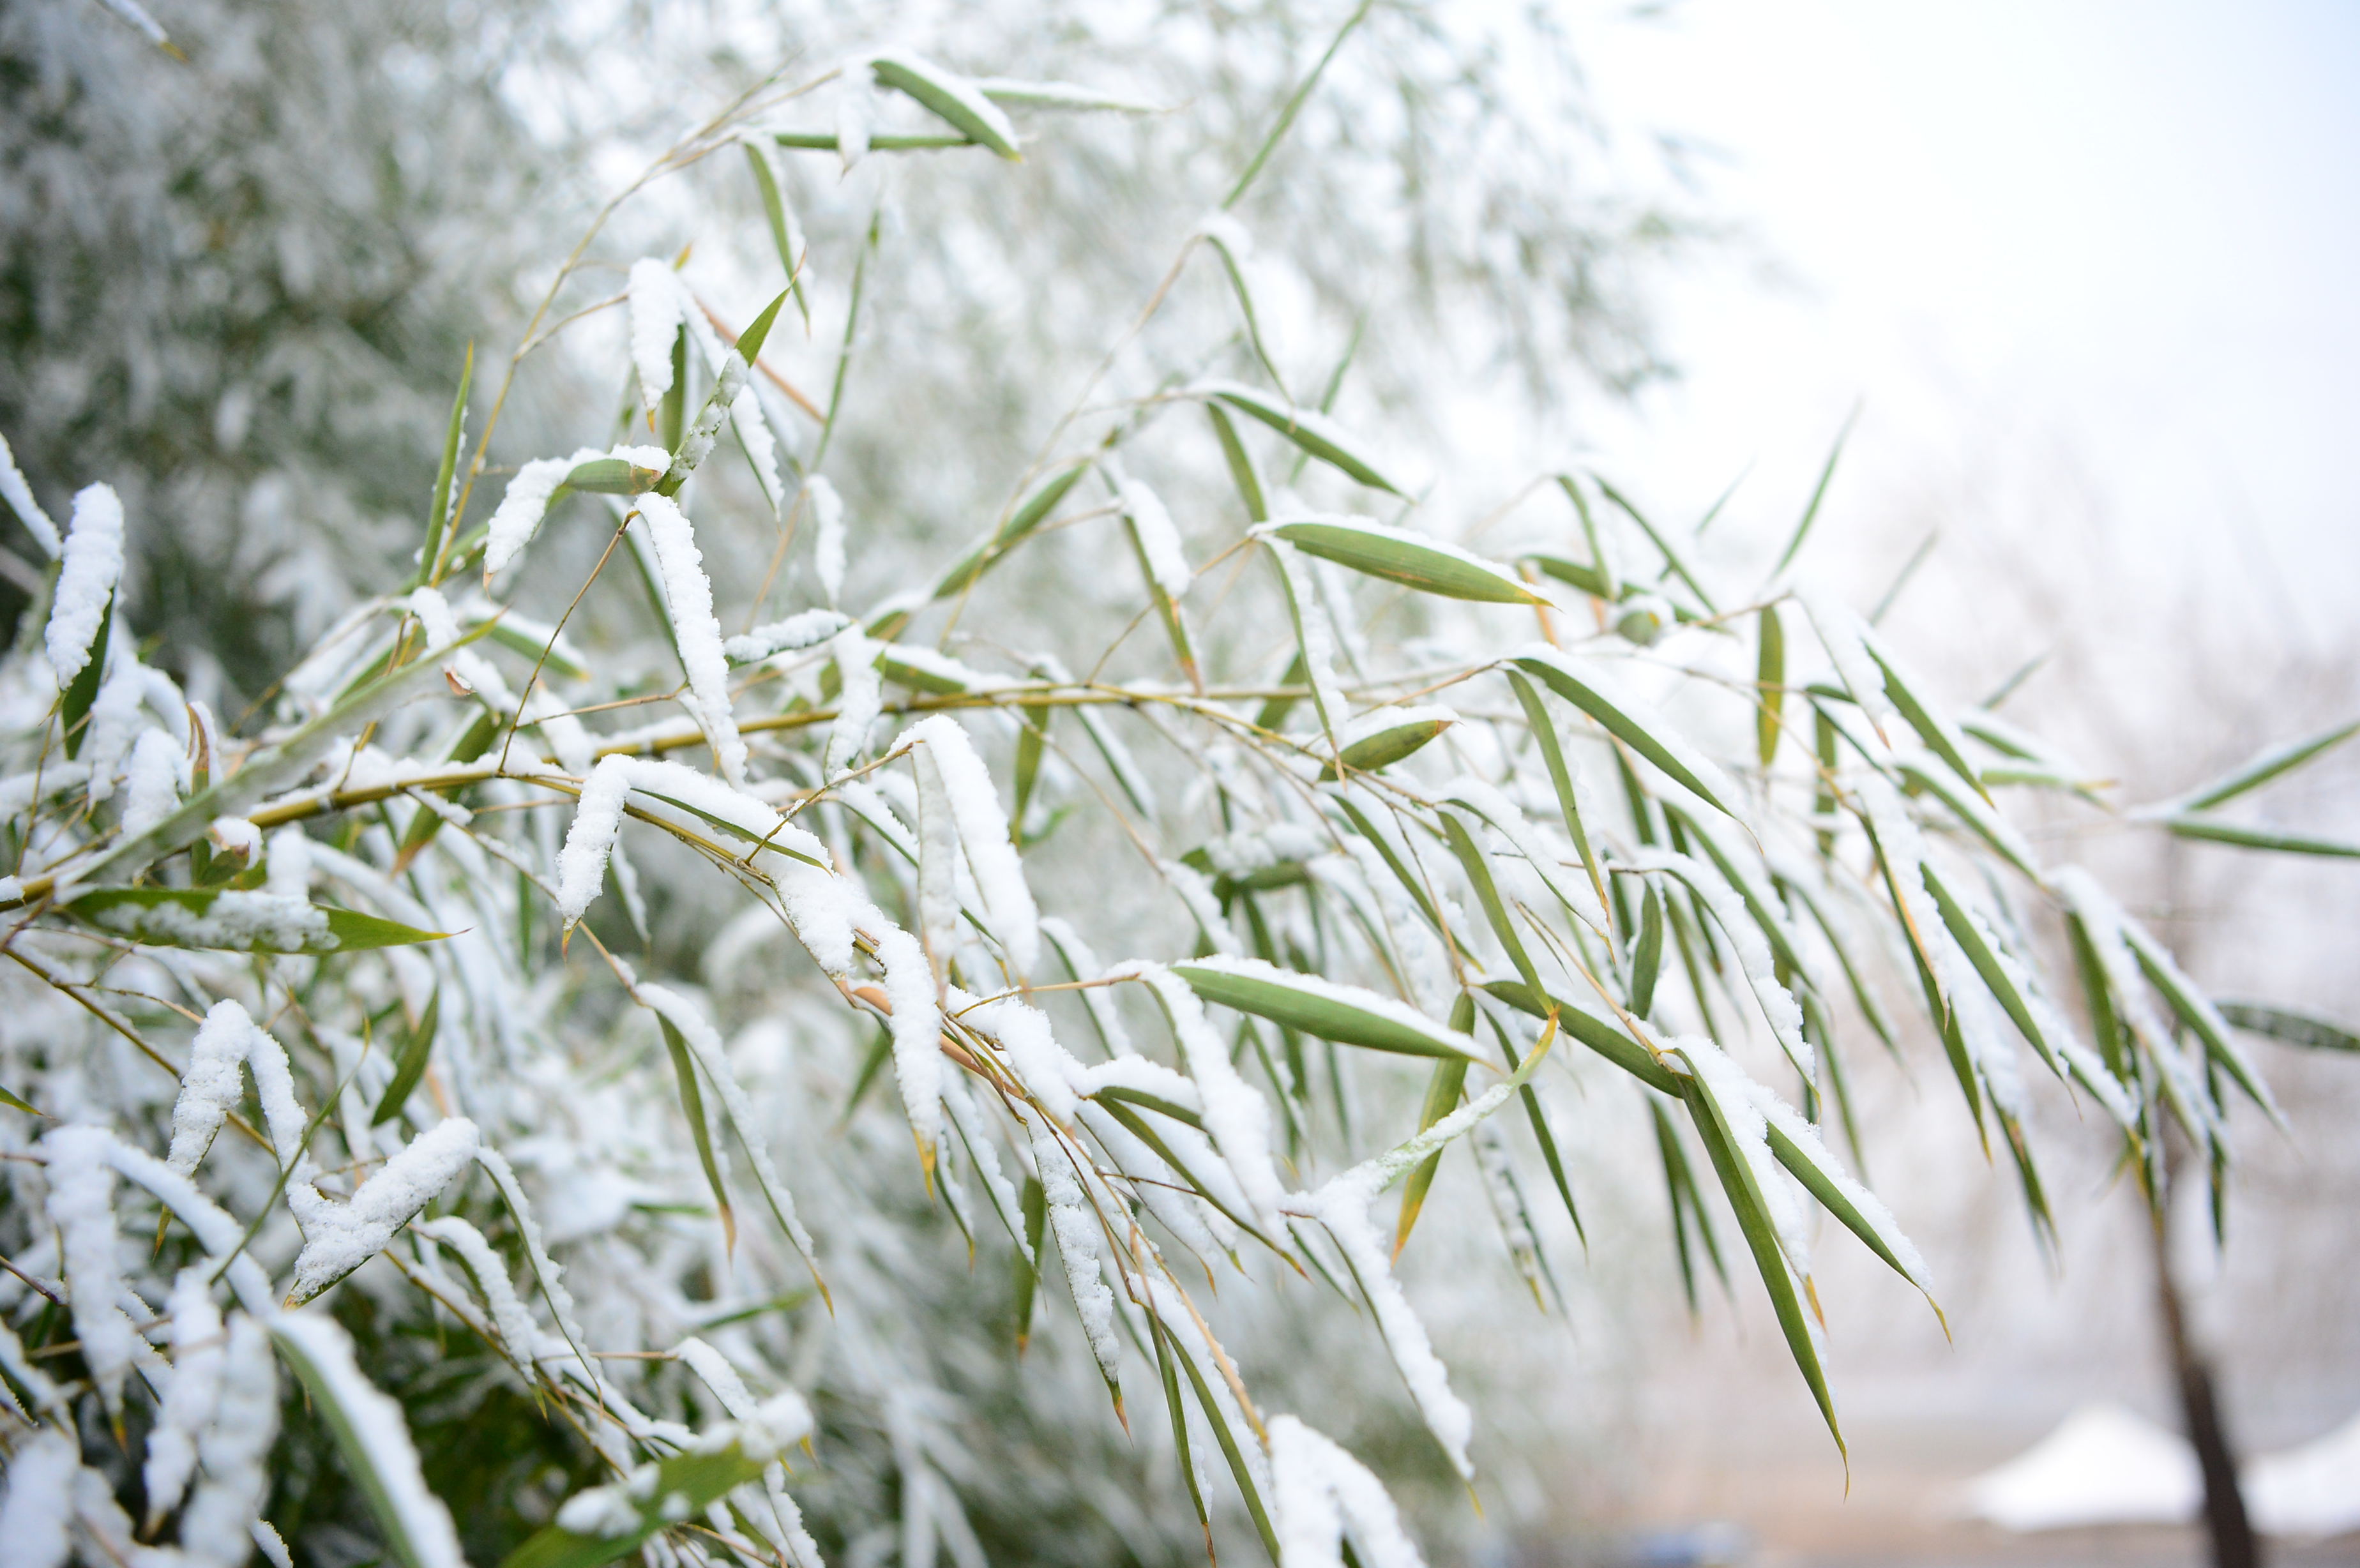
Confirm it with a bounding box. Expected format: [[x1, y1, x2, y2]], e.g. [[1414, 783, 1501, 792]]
[[2, 8, 2354, 1568]]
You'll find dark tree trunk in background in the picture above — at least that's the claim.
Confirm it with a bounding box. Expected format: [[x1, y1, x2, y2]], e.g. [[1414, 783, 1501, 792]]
[[2151, 1182, 2262, 1568]]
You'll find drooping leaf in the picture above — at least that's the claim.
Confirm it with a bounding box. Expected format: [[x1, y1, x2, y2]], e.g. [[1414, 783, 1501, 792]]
[[1506, 669, 1611, 924], [1196, 381, 1405, 494], [1509, 648, 1743, 820], [418, 345, 473, 584], [59, 587, 112, 759], [372, 990, 441, 1127], [1756, 603, 1785, 767], [659, 1014, 735, 1251], [2218, 1002, 2360, 1053], [64, 889, 448, 954], [1395, 993, 1476, 1255], [934, 456, 1095, 598], [1481, 980, 1678, 1094], [501, 1440, 776, 1568], [870, 51, 1024, 160], [1770, 405, 1856, 576], [1206, 402, 1269, 524], [2164, 816, 2360, 858], [1437, 808, 1543, 995], [1630, 883, 1665, 1016], [1260, 516, 1538, 604], [1169, 956, 1483, 1062], [2177, 718, 2360, 811]]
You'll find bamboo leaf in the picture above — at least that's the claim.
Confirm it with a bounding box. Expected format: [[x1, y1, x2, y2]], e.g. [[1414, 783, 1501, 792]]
[[659, 1014, 735, 1251], [1326, 707, 1453, 776], [1169, 956, 1483, 1062], [1197, 381, 1405, 494], [2120, 924, 2278, 1119], [976, 77, 1161, 113], [2179, 718, 2360, 810], [372, 990, 440, 1127], [1509, 648, 1743, 820], [1328, 791, 1440, 930], [1013, 1173, 1045, 1350], [557, 456, 666, 495], [1675, 1057, 1843, 1458], [935, 456, 1095, 598], [870, 51, 1023, 160], [1483, 1008, 1585, 1249], [63, 889, 448, 954], [269, 1313, 467, 1568], [1592, 476, 1715, 614], [59, 587, 112, 759], [1199, 217, 1288, 397], [1650, 1096, 1723, 1312], [1771, 405, 1856, 576], [501, 1442, 775, 1568], [1506, 669, 1611, 925], [1555, 474, 1619, 603], [1630, 884, 1664, 1016], [1756, 603, 1785, 767], [2163, 815, 2360, 858], [0, 1083, 43, 1116], [1862, 633, 1988, 803], [1260, 516, 1538, 603], [1437, 808, 1543, 995], [418, 346, 473, 584], [1759, 1120, 1928, 1300], [1481, 979, 1678, 1094], [1206, 402, 1269, 524], [1395, 993, 1475, 1255], [2219, 1002, 2359, 1053]]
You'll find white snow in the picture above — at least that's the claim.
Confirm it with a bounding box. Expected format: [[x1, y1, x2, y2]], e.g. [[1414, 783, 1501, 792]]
[[144, 1269, 227, 1525], [1797, 588, 1893, 721], [0, 1429, 80, 1568], [1120, 477, 1191, 597], [121, 727, 188, 838], [1268, 1414, 1429, 1568], [1115, 961, 1287, 1231], [725, 608, 849, 664], [628, 259, 686, 412], [178, 1314, 279, 1568], [482, 448, 601, 577], [0, 429, 60, 557], [894, 714, 1040, 970], [826, 626, 883, 775], [268, 1311, 467, 1568], [877, 923, 944, 1153], [810, 475, 847, 605], [1029, 1120, 1122, 1386], [45, 483, 125, 686], [286, 1116, 480, 1304], [39, 1124, 137, 1417], [1267, 539, 1348, 741], [639, 984, 817, 1262], [2247, 1408, 2360, 1539], [635, 493, 748, 785], [1672, 1036, 1813, 1281], [415, 1216, 538, 1367], [1965, 1403, 2200, 1531]]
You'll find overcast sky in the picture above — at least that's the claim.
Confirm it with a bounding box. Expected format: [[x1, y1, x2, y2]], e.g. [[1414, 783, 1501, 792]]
[[1566, 0, 2360, 637]]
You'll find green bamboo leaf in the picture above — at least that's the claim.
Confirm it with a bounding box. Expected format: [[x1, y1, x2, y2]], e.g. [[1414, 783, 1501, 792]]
[[1260, 516, 1537, 604], [2163, 815, 2360, 858], [1894, 755, 2043, 882], [1759, 1119, 1930, 1302], [501, 1442, 775, 1568], [1328, 791, 1440, 930], [770, 130, 974, 153], [1651, 1096, 1723, 1313], [1013, 1173, 1045, 1350], [1437, 808, 1543, 995], [1525, 552, 1610, 599], [1555, 474, 1619, 603], [2120, 924, 2278, 1119], [741, 141, 811, 324], [1196, 381, 1405, 494], [63, 888, 448, 954], [1169, 956, 1483, 1062], [1509, 647, 1743, 820], [1325, 707, 1453, 776], [1483, 1007, 1585, 1249], [1592, 476, 1716, 614], [1395, 994, 1476, 1256], [2179, 718, 2360, 811], [1630, 884, 1665, 1016], [1756, 604, 1785, 767], [475, 617, 589, 681], [418, 345, 473, 584], [269, 1315, 471, 1568], [1481, 980, 1678, 1094], [975, 77, 1161, 112], [1013, 701, 1050, 836], [1164, 1314, 1281, 1562], [1146, 1309, 1212, 1535], [1770, 405, 1856, 576], [1198, 216, 1288, 397], [372, 990, 441, 1127], [1918, 865, 2066, 1080], [934, 456, 1095, 598], [0, 1083, 43, 1116], [59, 587, 112, 759], [1862, 633, 1988, 803], [2219, 1002, 2359, 1053], [1675, 1057, 1843, 1458], [1267, 541, 1340, 751], [1506, 668, 1611, 926], [870, 51, 1024, 160], [559, 456, 665, 496], [1206, 402, 1269, 524], [659, 1015, 734, 1251]]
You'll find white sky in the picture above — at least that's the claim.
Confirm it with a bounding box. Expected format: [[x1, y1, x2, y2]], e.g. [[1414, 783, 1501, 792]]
[[1568, 0, 2360, 631]]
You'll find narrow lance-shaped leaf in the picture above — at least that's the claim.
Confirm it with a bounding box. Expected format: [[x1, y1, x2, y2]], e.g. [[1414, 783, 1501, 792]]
[[502, 1438, 780, 1568], [1509, 647, 1744, 822], [660, 1014, 735, 1252], [1650, 1096, 1725, 1314], [870, 51, 1024, 160], [2177, 718, 2360, 811], [1483, 979, 1679, 1095], [1483, 1006, 1586, 1249], [418, 345, 473, 584], [1439, 809, 1543, 997], [1555, 473, 1619, 603], [1195, 381, 1405, 495], [935, 456, 1094, 598], [1592, 475, 1716, 614], [1507, 668, 1612, 928], [1863, 633, 1990, 803], [1146, 1307, 1212, 1539], [1198, 216, 1288, 397], [1630, 883, 1665, 1016], [1394, 993, 1476, 1256], [741, 140, 811, 326], [2163, 816, 2360, 859], [64, 889, 449, 955], [58, 588, 112, 760], [1259, 515, 1539, 605], [372, 990, 440, 1127], [269, 1313, 468, 1568], [1206, 401, 1269, 524], [1168, 956, 1484, 1062], [1756, 603, 1785, 767], [2218, 1002, 2360, 1054], [1674, 1048, 1844, 1459], [1771, 405, 1856, 576], [1325, 707, 1453, 777], [2118, 921, 2279, 1120]]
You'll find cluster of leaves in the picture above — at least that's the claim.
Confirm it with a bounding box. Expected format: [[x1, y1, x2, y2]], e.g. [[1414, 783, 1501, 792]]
[[3, 18, 2354, 1568]]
